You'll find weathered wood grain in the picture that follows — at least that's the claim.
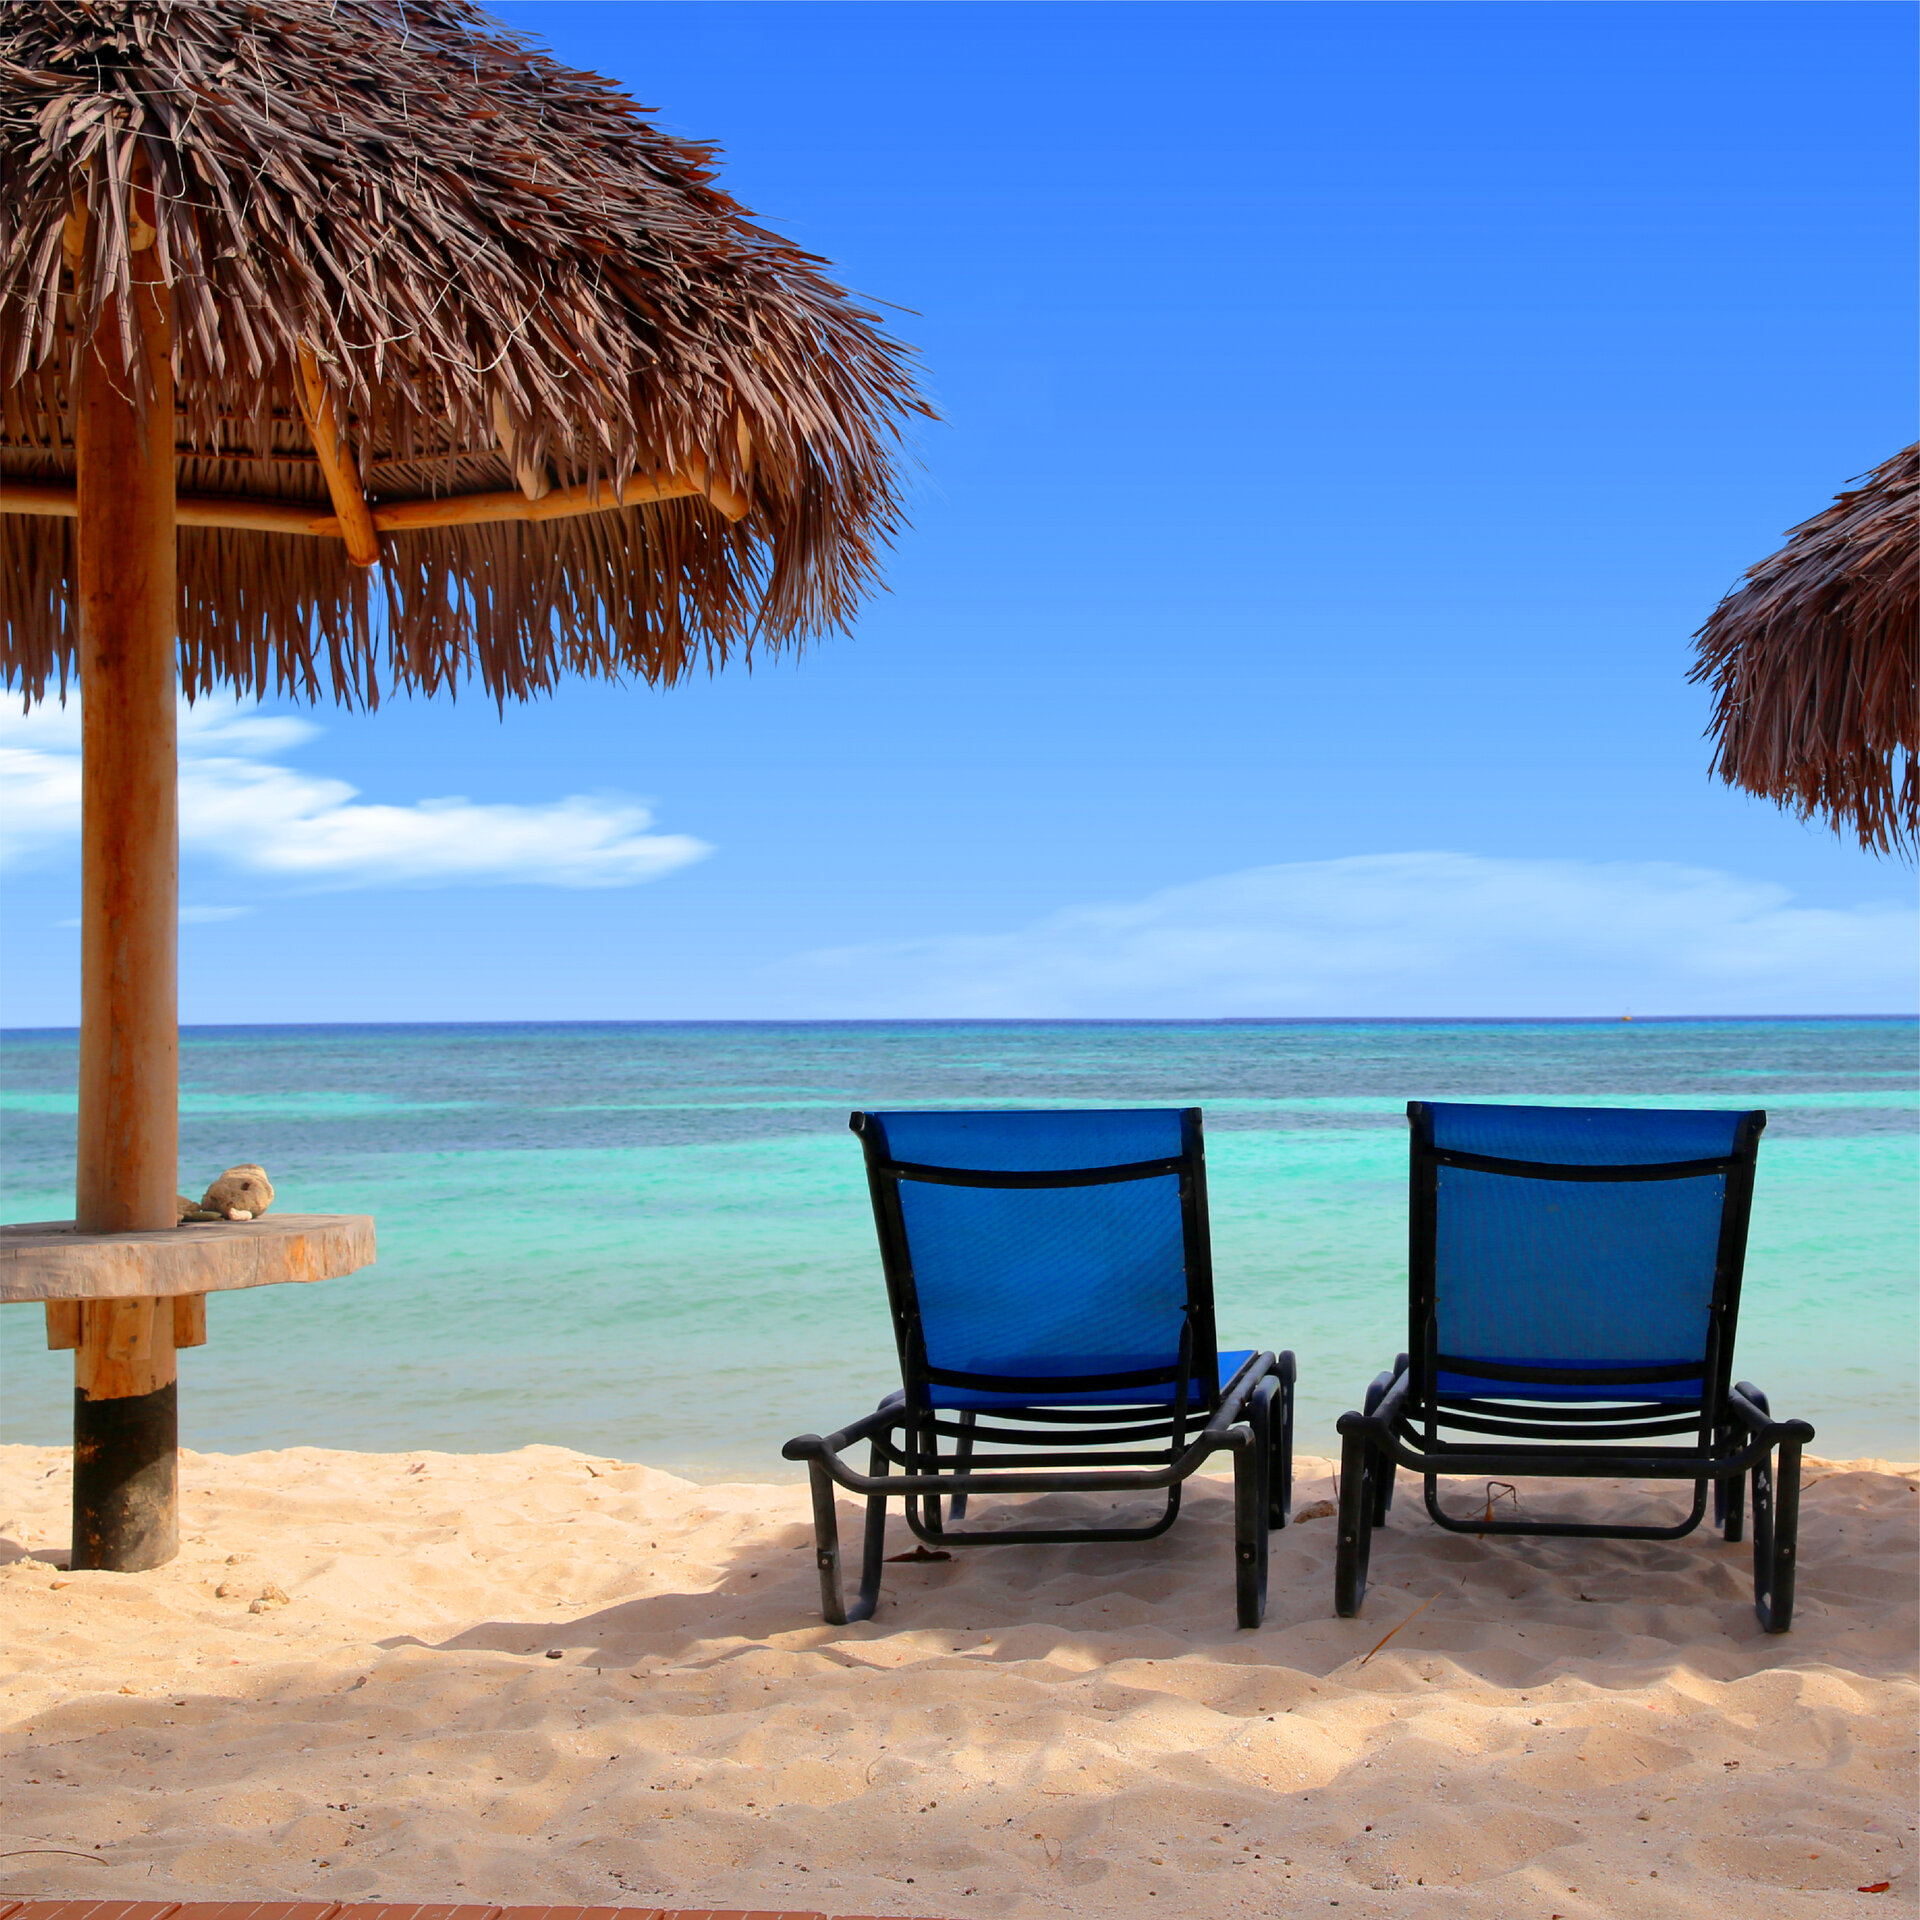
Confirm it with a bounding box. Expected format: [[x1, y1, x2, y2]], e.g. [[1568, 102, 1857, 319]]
[[1, 1215, 376, 1304]]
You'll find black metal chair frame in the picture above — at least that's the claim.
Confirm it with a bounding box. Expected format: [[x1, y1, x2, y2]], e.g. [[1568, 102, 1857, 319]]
[[784, 1107, 1296, 1629], [1334, 1102, 1814, 1633]]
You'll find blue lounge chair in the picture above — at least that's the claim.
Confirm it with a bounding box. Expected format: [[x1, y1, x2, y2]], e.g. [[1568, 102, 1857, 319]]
[[1334, 1102, 1814, 1631], [784, 1108, 1296, 1627]]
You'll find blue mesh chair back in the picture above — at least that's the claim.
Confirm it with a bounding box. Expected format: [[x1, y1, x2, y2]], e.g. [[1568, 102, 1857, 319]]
[[855, 1109, 1231, 1411], [1413, 1102, 1764, 1407]]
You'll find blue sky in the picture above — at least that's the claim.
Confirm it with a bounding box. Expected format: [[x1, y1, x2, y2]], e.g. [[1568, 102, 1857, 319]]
[[3, 1, 1914, 1023]]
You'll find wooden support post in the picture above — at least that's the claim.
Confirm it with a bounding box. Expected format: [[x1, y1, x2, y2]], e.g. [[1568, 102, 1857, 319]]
[[72, 215, 181, 1573], [173, 1294, 207, 1349], [73, 1298, 178, 1571]]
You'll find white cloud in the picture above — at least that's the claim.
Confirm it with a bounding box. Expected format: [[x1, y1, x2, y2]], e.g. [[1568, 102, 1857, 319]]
[[775, 852, 1918, 1017], [0, 702, 82, 869], [0, 699, 710, 890]]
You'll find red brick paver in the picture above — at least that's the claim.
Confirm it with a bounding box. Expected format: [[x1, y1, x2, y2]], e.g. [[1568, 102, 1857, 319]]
[[491, 1910, 630, 1920], [173, 1908, 340, 1920], [7, 1908, 180, 1920], [332, 1908, 503, 1920], [8, 1906, 181, 1920]]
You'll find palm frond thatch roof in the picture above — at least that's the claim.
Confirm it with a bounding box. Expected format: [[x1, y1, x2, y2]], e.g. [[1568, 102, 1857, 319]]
[[1, 0, 928, 707], [1691, 445, 1918, 856]]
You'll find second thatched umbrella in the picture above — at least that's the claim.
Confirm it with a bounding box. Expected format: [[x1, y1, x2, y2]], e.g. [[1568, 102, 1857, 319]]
[[1691, 446, 1917, 856], [0, 0, 926, 1568]]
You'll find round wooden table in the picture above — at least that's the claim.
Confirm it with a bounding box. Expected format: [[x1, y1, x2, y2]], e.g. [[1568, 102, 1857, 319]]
[[1, 1214, 375, 1570]]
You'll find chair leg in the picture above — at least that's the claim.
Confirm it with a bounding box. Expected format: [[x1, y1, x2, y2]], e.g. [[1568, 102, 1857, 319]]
[[1363, 1367, 1398, 1524], [949, 1409, 975, 1521], [807, 1460, 854, 1626], [1333, 1427, 1375, 1618], [1750, 1431, 1802, 1634], [806, 1447, 890, 1627], [854, 1443, 891, 1616], [1716, 1442, 1745, 1543], [904, 1414, 941, 1536], [1269, 1352, 1296, 1529], [1235, 1374, 1276, 1628]]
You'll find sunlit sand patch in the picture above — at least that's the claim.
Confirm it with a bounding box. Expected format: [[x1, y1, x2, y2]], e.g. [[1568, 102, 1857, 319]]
[[1, 1442, 1914, 1916]]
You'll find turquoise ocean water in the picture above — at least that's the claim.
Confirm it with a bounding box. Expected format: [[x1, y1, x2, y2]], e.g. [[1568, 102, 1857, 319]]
[[2, 1019, 1915, 1473]]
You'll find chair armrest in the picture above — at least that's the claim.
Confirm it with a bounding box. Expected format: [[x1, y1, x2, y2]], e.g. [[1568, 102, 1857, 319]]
[[1726, 1382, 1816, 1446], [1211, 1349, 1279, 1429], [1337, 1357, 1411, 1438], [783, 1394, 904, 1463]]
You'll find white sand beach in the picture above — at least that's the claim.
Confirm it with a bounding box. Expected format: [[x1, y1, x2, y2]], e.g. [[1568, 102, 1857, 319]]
[[1, 1443, 1914, 1917]]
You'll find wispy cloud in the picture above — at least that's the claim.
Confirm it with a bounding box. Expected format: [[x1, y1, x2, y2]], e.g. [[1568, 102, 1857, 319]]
[[0, 700, 710, 890], [0, 705, 81, 871], [775, 852, 1918, 1017]]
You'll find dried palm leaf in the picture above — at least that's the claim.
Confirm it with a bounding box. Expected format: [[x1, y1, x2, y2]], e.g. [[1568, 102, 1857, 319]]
[[1692, 446, 1917, 856]]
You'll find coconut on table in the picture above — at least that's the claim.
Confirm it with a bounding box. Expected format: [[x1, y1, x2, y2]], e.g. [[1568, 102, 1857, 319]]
[[0, 0, 921, 1573]]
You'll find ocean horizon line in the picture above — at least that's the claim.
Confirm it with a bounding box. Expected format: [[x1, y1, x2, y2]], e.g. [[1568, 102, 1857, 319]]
[[4, 1011, 1916, 1041]]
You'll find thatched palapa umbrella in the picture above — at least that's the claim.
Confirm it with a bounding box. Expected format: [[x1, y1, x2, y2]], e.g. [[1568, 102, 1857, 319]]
[[1691, 446, 1917, 856], [1, 0, 925, 1568]]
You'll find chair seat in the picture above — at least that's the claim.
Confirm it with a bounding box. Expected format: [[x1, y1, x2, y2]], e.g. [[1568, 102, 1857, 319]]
[[929, 1349, 1257, 1411]]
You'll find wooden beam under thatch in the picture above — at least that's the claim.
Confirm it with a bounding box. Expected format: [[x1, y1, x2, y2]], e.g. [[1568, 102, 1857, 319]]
[[2, 469, 736, 538], [1, 0, 929, 709], [1691, 445, 1917, 857], [294, 346, 380, 567]]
